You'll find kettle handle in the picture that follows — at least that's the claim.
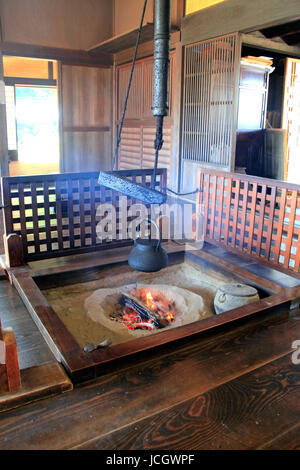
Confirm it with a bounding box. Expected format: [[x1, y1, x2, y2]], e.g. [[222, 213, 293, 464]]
[[136, 218, 161, 251]]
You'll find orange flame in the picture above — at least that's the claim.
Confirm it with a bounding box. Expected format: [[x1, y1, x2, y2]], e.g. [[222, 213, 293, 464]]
[[165, 311, 174, 323], [121, 288, 175, 331], [146, 290, 153, 301], [146, 290, 157, 310]]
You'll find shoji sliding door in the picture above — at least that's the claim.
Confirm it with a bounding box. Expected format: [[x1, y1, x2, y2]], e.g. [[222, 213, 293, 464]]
[[180, 33, 241, 191]]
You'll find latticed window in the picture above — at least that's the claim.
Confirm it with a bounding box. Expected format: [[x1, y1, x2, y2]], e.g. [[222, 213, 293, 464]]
[[181, 33, 240, 170]]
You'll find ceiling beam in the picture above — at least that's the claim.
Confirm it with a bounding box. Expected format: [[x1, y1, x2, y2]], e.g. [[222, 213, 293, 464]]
[[0, 42, 113, 67], [241, 33, 300, 57], [281, 31, 300, 45], [260, 19, 300, 38], [88, 23, 155, 55], [182, 0, 300, 46]]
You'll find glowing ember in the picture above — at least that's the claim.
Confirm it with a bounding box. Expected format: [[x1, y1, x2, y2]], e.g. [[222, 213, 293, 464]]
[[120, 288, 175, 331]]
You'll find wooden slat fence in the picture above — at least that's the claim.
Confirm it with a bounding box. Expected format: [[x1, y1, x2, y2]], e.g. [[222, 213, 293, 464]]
[[198, 169, 300, 278], [1, 169, 167, 262]]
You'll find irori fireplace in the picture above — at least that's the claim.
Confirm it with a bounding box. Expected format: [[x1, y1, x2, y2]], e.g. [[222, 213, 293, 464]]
[[2, 169, 300, 384], [9, 242, 299, 383]]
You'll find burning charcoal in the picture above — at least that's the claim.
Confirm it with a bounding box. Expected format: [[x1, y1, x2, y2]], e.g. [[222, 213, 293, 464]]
[[109, 311, 124, 321], [120, 292, 168, 329], [153, 299, 169, 314]]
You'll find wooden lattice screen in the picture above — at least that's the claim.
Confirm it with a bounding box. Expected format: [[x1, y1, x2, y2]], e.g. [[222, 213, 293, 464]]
[[282, 58, 300, 182], [1, 169, 167, 262], [182, 33, 240, 169], [198, 169, 300, 278]]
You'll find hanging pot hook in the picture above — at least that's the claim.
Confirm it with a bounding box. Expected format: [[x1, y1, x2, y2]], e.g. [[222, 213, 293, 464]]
[[136, 218, 162, 251]]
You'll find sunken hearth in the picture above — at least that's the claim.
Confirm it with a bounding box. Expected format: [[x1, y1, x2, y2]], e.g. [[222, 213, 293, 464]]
[[41, 257, 226, 349], [17, 247, 291, 383]]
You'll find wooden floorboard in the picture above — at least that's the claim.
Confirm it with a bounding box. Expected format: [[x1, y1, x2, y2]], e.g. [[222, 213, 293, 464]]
[[75, 354, 299, 450], [0, 278, 55, 369], [258, 422, 300, 450], [0, 362, 72, 413], [0, 305, 299, 450]]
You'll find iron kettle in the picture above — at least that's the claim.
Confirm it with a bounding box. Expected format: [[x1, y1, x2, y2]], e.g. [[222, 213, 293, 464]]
[[128, 218, 168, 272]]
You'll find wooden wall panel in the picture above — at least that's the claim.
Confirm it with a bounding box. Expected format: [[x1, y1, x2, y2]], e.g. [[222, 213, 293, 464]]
[[63, 133, 111, 173], [114, 0, 154, 37], [62, 65, 111, 128], [0, 0, 113, 50], [60, 64, 113, 173], [113, 0, 182, 36]]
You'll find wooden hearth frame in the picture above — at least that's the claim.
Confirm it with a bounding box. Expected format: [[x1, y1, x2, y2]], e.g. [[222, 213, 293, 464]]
[[7, 242, 300, 383]]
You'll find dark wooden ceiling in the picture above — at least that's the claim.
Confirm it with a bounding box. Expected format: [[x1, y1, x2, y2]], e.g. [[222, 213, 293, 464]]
[[260, 19, 300, 46]]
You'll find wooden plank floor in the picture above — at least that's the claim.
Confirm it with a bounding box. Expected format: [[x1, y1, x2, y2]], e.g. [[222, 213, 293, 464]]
[[76, 354, 300, 450], [0, 278, 54, 370], [0, 249, 299, 449], [0, 301, 299, 449]]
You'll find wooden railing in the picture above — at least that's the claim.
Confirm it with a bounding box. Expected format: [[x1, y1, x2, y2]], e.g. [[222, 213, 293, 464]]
[[1, 169, 167, 265], [3, 166, 300, 279], [198, 169, 300, 278]]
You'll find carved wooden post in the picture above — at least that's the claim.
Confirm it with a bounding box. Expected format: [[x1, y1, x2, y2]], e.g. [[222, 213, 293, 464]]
[[3, 233, 24, 267], [0, 318, 21, 393]]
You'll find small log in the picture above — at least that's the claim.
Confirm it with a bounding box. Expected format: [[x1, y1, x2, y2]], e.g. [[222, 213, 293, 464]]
[[120, 292, 169, 328], [0, 319, 8, 392], [0, 319, 21, 393], [3, 328, 21, 392]]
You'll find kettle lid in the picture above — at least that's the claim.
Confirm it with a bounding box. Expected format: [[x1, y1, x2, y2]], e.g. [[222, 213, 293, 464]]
[[218, 283, 258, 297]]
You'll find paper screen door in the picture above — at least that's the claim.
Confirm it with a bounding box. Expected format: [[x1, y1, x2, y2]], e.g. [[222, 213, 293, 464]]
[[181, 33, 241, 171]]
